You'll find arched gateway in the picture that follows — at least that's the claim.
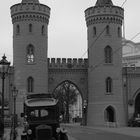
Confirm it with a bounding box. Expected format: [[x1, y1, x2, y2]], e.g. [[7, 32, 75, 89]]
[[48, 58, 88, 124], [52, 80, 83, 123], [8, 0, 126, 127]]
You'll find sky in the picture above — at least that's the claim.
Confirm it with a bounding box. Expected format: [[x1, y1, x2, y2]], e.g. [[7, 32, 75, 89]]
[[0, 0, 140, 64]]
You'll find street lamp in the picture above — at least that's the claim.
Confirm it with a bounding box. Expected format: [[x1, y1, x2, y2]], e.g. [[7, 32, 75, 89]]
[[0, 54, 10, 137], [12, 86, 18, 140], [83, 100, 87, 125], [124, 66, 128, 124]]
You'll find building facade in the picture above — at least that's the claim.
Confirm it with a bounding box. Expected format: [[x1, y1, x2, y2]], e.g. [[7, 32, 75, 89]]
[[85, 0, 125, 126], [122, 39, 140, 67], [1, 0, 140, 127]]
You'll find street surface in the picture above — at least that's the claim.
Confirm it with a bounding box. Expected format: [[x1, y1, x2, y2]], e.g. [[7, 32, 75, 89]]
[[64, 124, 140, 140], [3, 124, 140, 140]]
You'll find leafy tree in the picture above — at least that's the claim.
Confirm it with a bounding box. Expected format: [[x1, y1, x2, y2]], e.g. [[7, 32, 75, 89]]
[[53, 81, 78, 123]]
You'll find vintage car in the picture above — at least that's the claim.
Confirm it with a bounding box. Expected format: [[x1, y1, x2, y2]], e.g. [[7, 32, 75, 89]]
[[128, 116, 140, 127], [21, 93, 60, 140]]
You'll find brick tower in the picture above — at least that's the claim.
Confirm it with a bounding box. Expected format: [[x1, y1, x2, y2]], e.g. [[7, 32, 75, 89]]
[[10, 0, 50, 117], [85, 0, 126, 126]]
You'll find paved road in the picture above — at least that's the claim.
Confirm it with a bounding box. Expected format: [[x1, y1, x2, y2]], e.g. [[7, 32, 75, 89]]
[[65, 125, 140, 140], [3, 125, 140, 140]]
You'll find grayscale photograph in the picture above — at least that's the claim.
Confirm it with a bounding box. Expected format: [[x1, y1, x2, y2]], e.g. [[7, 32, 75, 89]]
[[0, 0, 140, 140]]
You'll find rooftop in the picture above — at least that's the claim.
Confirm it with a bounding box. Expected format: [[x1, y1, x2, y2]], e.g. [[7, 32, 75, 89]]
[[22, 0, 39, 4], [95, 0, 113, 6]]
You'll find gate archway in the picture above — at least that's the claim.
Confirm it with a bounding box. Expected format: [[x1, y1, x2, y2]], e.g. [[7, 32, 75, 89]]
[[52, 80, 83, 123]]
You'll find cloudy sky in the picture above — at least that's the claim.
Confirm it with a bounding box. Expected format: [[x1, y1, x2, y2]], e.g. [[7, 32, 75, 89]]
[[0, 0, 140, 63]]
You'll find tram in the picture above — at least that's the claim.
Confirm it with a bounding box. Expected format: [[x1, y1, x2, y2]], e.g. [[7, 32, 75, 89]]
[[21, 93, 60, 140]]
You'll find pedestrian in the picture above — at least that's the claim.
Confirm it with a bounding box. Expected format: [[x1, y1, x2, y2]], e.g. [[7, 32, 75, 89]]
[[0, 119, 4, 140], [3, 129, 10, 140], [56, 127, 61, 140], [59, 128, 68, 140]]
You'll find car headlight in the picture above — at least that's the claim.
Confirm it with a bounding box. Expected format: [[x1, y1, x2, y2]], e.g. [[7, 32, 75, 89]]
[[27, 129, 32, 135], [56, 127, 61, 133]]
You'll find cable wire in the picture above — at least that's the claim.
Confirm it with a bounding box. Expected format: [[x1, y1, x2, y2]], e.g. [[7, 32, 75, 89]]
[[89, 32, 140, 72], [81, 0, 128, 59], [121, 0, 127, 7]]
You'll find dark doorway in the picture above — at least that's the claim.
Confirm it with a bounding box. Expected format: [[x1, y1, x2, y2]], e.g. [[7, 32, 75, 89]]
[[135, 93, 140, 116], [105, 106, 115, 122]]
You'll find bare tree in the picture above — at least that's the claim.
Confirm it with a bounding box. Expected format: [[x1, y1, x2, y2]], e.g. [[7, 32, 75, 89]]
[[53, 81, 78, 123]]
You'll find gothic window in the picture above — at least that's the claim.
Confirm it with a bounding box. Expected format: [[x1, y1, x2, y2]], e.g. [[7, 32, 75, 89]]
[[118, 27, 121, 37], [27, 44, 35, 63], [106, 25, 110, 35], [16, 25, 20, 34], [93, 27, 96, 37], [104, 46, 112, 63], [106, 77, 112, 93], [27, 77, 34, 92], [29, 24, 33, 33], [41, 25, 45, 35]]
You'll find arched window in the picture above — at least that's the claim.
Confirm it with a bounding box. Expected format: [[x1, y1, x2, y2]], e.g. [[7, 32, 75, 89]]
[[41, 25, 45, 35], [106, 25, 110, 35], [27, 77, 34, 92], [106, 77, 112, 93], [93, 27, 96, 37], [27, 44, 35, 63], [16, 25, 20, 34], [29, 24, 32, 33], [104, 106, 115, 122], [118, 27, 121, 37], [104, 46, 112, 63]]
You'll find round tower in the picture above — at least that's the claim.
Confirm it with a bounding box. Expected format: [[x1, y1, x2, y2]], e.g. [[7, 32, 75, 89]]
[[85, 0, 126, 126], [10, 0, 50, 117]]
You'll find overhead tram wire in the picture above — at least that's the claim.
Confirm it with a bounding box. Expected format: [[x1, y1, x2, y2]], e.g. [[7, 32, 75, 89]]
[[37, 1, 130, 65], [131, 32, 140, 41], [16, 1, 130, 66], [81, 27, 107, 58], [81, 0, 128, 59], [121, 0, 128, 8], [11, 1, 130, 65], [27, 28, 140, 66], [89, 31, 140, 72]]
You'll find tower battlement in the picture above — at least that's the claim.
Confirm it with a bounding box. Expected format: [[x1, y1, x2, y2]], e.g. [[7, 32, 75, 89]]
[[10, 2, 50, 24], [85, 6, 124, 26], [48, 58, 88, 69]]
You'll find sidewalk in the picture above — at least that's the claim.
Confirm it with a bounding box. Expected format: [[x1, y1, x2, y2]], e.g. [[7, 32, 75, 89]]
[[93, 126, 140, 137], [62, 123, 140, 138], [3, 127, 25, 140]]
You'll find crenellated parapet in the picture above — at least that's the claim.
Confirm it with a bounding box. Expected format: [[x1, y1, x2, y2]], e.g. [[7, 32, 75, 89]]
[[48, 58, 88, 69], [10, 2, 50, 24], [85, 6, 124, 26]]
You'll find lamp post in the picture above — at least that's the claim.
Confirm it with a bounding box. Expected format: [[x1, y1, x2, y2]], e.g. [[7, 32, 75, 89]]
[[124, 66, 128, 124], [12, 86, 18, 140], [0, 55, 10, 138], [83, 100, 87, 125]]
